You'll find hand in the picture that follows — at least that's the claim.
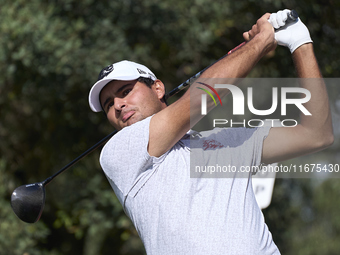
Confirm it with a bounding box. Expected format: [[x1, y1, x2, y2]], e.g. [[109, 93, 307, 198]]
[[243, 13, 274, 41], [269, 9, 313, 53], [243, 13, 277, 55]]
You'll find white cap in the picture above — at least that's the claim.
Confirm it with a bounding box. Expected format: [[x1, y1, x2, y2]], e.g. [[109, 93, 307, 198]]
[[89, 60, 157, 112]]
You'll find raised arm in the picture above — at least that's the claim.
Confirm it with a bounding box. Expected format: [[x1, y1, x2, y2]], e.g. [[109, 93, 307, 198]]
[[148, 13, 277, 157], [262, 17, 334, 163]]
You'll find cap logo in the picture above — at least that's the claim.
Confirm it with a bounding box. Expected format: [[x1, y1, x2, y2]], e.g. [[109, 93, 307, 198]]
[[97, 64, 114, 81], [148, 72, 156, 79], [137, 68, 147, 75]]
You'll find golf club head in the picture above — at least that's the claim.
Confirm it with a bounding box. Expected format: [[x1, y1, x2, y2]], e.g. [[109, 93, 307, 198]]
[[11, 182, 46, 223]]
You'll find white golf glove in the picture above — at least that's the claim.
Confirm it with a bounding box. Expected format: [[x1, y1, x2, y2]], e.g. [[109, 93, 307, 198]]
[[269, 9, 313, 53]]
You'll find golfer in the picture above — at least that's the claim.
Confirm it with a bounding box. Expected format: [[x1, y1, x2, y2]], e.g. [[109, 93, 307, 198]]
[[88, 10, 333, 254]]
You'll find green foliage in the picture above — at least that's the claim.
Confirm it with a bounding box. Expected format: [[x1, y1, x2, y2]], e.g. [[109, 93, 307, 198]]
[[1, 0, 339, 254], [0, 159, 55, 255]]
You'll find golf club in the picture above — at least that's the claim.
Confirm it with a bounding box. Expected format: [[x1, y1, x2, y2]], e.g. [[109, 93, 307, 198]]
[[165, 9, 298, 99], [11, 10, 298, 223], [11, 131, 117, 223]]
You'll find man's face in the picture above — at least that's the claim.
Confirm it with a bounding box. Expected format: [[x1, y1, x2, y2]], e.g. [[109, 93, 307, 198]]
[[99, 79, 166, 130]]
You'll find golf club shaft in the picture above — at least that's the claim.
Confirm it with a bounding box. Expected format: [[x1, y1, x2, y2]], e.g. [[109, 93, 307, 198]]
[[229, 10, 298, 54], [165, 52, 230, 100], [45, 47, 232, 184], [42, 10, 299, 185], [43, 130, 117, 186], [42, 42, 243, 184], [166, 10, 298, 99]]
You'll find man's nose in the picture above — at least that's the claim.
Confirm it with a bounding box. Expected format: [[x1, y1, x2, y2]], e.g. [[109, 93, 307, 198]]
[[114, 97, 127, 111]]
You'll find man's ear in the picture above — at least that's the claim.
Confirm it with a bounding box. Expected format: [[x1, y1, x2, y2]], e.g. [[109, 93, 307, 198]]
[[152, 80, 166, 100]]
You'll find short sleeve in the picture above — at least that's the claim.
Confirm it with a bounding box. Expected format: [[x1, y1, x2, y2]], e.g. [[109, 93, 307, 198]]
[[250, 125, 272, 167], [191, 126, 272, 178], [99, 116, 156, 204]]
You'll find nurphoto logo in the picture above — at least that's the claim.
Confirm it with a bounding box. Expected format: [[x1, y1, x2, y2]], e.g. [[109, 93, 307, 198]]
[[198, 82, 312, 128], [196, 82, 223, 115]]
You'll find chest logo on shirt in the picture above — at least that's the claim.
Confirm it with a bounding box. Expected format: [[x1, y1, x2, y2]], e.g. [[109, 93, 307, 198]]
[[203, 139, 224, 150]]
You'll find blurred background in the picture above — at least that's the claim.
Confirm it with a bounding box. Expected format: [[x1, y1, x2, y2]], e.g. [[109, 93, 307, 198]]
[[0, 0, 339, 254]]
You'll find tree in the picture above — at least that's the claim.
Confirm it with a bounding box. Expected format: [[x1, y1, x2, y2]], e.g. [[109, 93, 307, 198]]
[[1, 0, 339, 254]]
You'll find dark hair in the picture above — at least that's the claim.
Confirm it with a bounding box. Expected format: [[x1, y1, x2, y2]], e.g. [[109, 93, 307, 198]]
[[101, 77, 168, 114], [137, 77, 155, 88], [137, 77, 168, 105]]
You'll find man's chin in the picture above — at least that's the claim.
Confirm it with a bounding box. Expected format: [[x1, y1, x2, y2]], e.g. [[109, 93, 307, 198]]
[[127, 114, 150, 127], [115, 115, 148, 130]]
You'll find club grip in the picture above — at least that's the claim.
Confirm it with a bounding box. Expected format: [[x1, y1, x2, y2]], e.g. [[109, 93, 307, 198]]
[[228, 10, 299, 55], [288, 9, 299, 21], [166, 10, 299, 98]]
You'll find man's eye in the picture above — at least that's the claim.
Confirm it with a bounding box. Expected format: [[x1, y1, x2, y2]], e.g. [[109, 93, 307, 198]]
[[107, 102, 114, 110], [123, 89, 132, 96]]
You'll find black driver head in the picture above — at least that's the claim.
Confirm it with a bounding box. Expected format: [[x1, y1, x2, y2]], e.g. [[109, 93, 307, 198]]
[[11, 182, 46, 223]]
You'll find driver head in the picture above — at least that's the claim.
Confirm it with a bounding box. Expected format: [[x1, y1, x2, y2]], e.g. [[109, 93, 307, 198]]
[[11, 183, 46, 223]]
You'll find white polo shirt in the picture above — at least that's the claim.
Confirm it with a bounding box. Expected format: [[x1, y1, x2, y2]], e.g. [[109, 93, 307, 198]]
[[100, 116, 280, 255]]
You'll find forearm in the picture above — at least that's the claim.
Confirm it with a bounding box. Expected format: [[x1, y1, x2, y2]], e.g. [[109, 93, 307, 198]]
[[189, 26, 276, 124], [293, 44, 333, 148], [262, 45, 333, 163], [150, 35, 273, 157], [258, 10, 333, 163], [149, 13, 276, 157], [200, 33, 272, 79], [292, 43, 322, 78]]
